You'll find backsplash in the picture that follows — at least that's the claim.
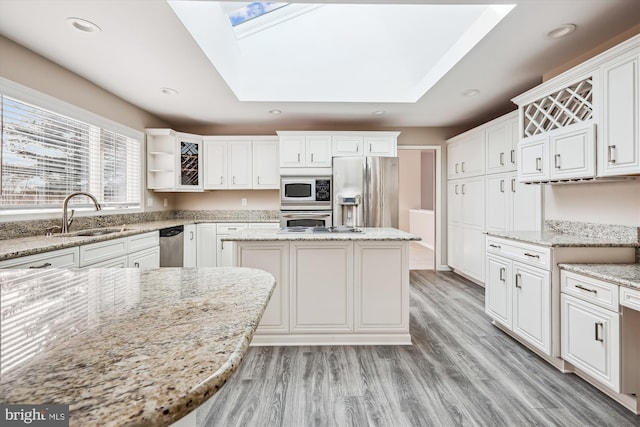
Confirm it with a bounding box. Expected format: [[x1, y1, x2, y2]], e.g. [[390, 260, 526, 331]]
[[0, 210, 280, 240], [545, 220, 640, 262]]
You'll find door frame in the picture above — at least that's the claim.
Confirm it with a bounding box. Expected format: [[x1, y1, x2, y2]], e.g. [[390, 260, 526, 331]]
[[397, 145, 447, 271]]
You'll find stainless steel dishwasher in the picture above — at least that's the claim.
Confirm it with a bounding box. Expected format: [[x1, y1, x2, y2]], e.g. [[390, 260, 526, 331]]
[[159, 225, 184, 267]]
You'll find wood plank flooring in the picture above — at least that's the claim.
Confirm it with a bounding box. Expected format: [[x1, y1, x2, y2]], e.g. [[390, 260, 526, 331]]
[[198, 271, 640, 427]]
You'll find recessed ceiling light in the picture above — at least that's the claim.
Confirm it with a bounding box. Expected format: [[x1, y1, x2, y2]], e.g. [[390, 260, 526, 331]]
[[546, 24, 577, 39], [269, 109, 282, 114], [66, 17, 101, 33], [373, 110, 385, 115], [161, 87, 179, 96], [462, 89, 480, 97]]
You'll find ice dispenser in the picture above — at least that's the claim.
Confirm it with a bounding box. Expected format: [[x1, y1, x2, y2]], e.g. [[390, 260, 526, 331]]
[[335, 194, 362, 227]]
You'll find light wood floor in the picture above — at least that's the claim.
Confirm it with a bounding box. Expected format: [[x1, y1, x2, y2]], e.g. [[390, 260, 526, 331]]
[[198, 271, 640, 427]]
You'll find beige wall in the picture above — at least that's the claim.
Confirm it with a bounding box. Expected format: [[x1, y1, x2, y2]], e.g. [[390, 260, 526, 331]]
[[421, 151, 435, 210], [174, 190, 279, 211], [0, 36, 174, 213], [398, 150, 422, 232]]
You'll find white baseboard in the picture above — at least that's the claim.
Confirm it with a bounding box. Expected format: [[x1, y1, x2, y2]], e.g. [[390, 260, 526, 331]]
[[251, 333, 412, 346]]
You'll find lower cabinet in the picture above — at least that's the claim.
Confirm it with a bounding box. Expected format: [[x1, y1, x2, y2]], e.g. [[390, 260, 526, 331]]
[[290, 241, 353, 333], [128, 246, 160, 269], [196, 224, 217, 267], [216, 223, 248, 267], [183, 224, 197, 267], [0, 247, 80, 269]]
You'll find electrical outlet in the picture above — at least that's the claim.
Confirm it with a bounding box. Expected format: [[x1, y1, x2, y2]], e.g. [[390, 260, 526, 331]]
[[147, 198, 153, 207], [241, 198, 247, 206], [163, 198, 168, 208]]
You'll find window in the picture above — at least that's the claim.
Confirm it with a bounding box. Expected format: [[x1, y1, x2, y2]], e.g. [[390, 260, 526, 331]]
[[0, 80, 142, 214], [226, 2, 289, 27]]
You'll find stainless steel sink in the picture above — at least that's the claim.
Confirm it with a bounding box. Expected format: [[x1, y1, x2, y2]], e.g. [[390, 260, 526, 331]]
[[55, 227, 126, 237]]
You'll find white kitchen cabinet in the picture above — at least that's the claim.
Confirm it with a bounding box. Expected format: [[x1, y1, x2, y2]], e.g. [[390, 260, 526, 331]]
[[183, 224, 197, 268], [562, 292, 620, 391], [447, 131, 485, 179], [512, 262, 551, 354], [517, 136, 548, 183], [80, 238, 128, 267], [216, 223, 248, 267], [87, 255, 128, 268], [332, 135, 363, 156], [252, 139, 279, 189], [485, 255, 512, 326], [598, 51, 640, 176], [290, 241, 353, 333], [486, 172, 541, 233], [146, 129, 203, 192], [354, 242, 409, 332], [548, 122, 595, 180], [236, 242, 290, 334], [279, 135, 332, 168], [486, 113, 518, 174], [0, 247, 80, 269], [128, 246, 159, 269], [363, 135, 396, 156], [196, 223, 217, 267], [203, 139, 252, 190]]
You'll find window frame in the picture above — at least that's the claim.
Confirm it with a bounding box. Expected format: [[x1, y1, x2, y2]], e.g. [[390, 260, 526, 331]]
[[0, 78, 144, 222]]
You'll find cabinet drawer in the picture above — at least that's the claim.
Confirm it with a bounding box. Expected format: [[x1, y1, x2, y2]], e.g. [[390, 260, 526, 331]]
[[561, 270, 619, 311], [85, 255, 128, 268], [128, 231, 159, 253], [620, 287, 640, 311], [486, 237, 551, 270], [0, 247, 80, 269], [216, 223, 248, 234], [80, 238, 128, 267]]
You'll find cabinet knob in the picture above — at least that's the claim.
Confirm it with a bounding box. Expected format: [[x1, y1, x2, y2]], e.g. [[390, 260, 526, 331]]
[[134, 262, 140, 268]]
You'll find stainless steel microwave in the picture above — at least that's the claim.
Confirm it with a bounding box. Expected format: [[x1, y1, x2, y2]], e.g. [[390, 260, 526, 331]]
[[280, 176, 331, 209]]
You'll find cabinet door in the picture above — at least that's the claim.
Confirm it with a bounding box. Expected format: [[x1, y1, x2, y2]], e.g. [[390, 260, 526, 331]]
[[509, 174, 541, 232], [461, 176, 484, 228], [0, 247, 79, 269], [252, 140, 279, 189], [291, 242, 353, 332], [512, 262, 551, 354], [364, 136, 396, 156], [217, 237, 236, 267], [485, 255, 512, 327], [485, 174, 508, 233], [461, 132, 485, 177], [599, 53, 640, 176], [228, 141, 252, 189], [306, 136, 332, 167], [354, 242, 409, 332], [203, 141, 227, 189], [447, 224, 460, 269], [128, 247, 160, 270], [518, 137, 548, 182], [447, 181, 461, 224], [183, 224, 197, 267], [80, 237, 128, 267], [177, 134, 203, 190], [549, 122, 595, 180], [486, 122, 510, 174], [509, 118, 519, 170], [196, 224, 217, 267], [238, 243, 290, 333], [561, 294, 620, 391], [461, 227, 485, 282], [279, 136, 305, 167], [447, 140, 463, 179], [333, 136, 363, 156]]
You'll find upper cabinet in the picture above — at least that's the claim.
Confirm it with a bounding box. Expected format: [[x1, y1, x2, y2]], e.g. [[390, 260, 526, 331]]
[[513, 34, 639, 183], [147, 129, 203, 191], [447, 127, 486, 179], [485, 113, 518, 175], [279, 135, 332, 168], [252, 139, 280, 189]]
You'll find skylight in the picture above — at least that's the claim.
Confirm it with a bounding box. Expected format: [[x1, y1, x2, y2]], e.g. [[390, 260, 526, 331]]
[[169, 2, 516, 103], [227, 2, 288, 27]]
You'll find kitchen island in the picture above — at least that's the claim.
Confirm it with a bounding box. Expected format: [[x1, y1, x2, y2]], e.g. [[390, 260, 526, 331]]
[[222, 227, 420, 345], [0, 267, 275, 427]]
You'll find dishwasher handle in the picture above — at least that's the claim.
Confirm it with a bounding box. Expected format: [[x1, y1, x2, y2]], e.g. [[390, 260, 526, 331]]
[[160, 226, 184, 238]]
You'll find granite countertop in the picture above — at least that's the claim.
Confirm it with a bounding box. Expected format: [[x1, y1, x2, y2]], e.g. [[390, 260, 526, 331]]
[[559, 263, 640, 290], [486, 230, 639, 248], [0, 219, 279, 262], [0, 267, 275, 427], [221, 227, 421, 242]]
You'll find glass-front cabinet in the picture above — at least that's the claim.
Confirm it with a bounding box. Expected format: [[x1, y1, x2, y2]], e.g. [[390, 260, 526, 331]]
[[146, 129, 202, 191], [178, 136, 202, 190]]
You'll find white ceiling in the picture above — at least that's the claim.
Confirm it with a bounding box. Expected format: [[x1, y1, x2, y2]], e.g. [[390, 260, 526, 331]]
[[0, 0, 638, 129]]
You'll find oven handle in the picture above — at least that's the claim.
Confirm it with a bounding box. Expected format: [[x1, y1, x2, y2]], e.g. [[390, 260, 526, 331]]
[[281, 213, 332, 217]]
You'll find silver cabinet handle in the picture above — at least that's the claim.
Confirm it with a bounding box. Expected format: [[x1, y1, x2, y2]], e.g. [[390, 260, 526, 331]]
[[257, 176, 261, 185], [489, 244, 501, 249], [510, 149, 515, 164], [297, 153, 300, 162], [535, 157, 542, 171], [515, 273, 522, 289], [369, 143, 372, 152], [311, 153, 314, 162], [499, 152, 505, 166], [356, 144, 359, 151], [576, 284, 597, 294], [281, 213, 331, 218], [455, 163, 459, 174], [190, 231, 194, 240], [220, 176, 223, 184], [511, 178, 516, 193], [461, 161, 466, 173], [595, 322, 604, 342], [455, 184, 459, 195], [554, 154, 561, 169], [233, 176, 236, 185], [524, 252, 540, 259], [499, 267, 506, 282], [461, 184, 465, 195], [500, 179, 505, 193], [29, 262, 52, 269], [134, 262, 140, 268], [608, 145, 616, 163]]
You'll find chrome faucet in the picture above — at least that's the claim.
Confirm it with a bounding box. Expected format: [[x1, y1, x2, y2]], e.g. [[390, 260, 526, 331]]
[[61, 192, 102, 233]]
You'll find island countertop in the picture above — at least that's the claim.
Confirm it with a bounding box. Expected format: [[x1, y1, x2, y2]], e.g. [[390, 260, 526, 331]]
[[486, 230, 639, 248], [0, 267, 275, 427], [559, 263, 640, 290], [221, 227, 420, 242]]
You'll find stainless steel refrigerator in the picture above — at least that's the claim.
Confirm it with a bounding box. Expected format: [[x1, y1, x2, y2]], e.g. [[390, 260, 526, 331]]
[[332, 156, 398, 228]]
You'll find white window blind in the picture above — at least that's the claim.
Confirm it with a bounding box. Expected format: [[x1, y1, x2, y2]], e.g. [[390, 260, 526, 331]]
[[0, 93, 141, 211]]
